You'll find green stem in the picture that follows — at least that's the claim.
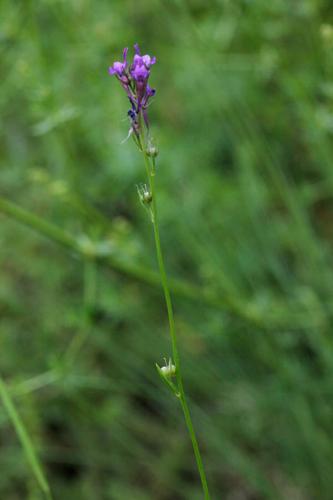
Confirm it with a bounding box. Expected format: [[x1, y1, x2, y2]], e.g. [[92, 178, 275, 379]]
[[0, 377, 52, 500], [141, 149, 211, 499]]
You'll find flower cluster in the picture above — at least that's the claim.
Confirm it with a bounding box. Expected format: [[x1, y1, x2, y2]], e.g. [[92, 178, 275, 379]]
[[109, 44, 156, 141]]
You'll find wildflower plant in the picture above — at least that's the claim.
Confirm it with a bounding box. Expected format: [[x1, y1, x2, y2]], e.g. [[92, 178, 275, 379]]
[[109, 44, 211, 499]]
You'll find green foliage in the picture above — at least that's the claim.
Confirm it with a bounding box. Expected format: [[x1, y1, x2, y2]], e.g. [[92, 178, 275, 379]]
[[1, 0, 333, 498]]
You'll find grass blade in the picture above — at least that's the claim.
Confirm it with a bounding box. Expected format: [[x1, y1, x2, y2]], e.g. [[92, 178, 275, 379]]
[[0, 377, 52, 500]]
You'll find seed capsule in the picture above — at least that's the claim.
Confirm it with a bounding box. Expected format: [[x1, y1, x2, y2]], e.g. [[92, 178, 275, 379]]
[[142, 191, 152, 204], [146, 145, 159, 158], [160, 359, 176, 378]]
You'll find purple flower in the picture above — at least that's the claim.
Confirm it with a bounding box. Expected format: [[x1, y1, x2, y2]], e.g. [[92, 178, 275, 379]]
[[109, 47, 128, 77], [131, 62, 150, 82], [108, 44, 156, 137], [131, 44, 156, 81]]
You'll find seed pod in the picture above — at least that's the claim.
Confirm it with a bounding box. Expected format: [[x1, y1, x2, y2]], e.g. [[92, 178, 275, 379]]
[[146, 145, 159, 158], [142, 190, 153, 204], [160, 359, 176, 378]]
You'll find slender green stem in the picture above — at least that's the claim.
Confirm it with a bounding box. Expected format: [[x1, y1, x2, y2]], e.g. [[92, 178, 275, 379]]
[[141, 147, 211, 499], [0, 377, 52, 500]]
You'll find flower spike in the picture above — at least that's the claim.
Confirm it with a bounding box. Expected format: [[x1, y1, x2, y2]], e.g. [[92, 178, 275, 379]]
[[108, 44, 156, 139]]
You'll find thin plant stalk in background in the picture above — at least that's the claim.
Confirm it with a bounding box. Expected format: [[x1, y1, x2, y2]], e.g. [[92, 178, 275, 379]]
[[109, 44, 211, 499], [0, 377, 52, 500]]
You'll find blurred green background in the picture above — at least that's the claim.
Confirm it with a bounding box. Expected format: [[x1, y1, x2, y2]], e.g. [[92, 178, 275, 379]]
[[1, 0, 333, 498]]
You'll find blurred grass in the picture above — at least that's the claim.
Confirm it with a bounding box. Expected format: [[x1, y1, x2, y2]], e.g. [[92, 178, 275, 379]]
[[1, 0, 333, 498]]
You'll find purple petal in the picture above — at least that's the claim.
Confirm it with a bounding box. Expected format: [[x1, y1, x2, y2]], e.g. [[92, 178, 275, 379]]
[[142, 55, 156, 67], [131, 64, 150, 81], [134, 43, 141, 55], [133, 54, 143, 66], [109, 61, 126, 76]]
